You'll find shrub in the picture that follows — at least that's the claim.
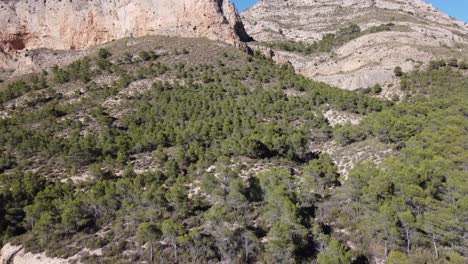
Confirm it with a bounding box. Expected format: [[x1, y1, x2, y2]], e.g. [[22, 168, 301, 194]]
[[387, 251, 409, 264], [123, 52, 133, 63], [429, 60, 446, 69], [458, 61, 468, 70], [51, 65, 70, 84], [148, 50, 159, 60], [447, 58, 458, 67], [98, 48, 112, 60], [445, 251, 466, 264], [373, 84, 382, 94], [0, 152, 16, 172], [394, 66, 403, 77], [0, 80, 31, 103], [139, 51, 151, 61], [317, 240, 352, 264]]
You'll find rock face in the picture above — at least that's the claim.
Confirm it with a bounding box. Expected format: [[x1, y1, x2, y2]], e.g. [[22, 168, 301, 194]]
[[0, 0, 251, 69], [0, 243, 70, 264], [242, 0, 468, 91]]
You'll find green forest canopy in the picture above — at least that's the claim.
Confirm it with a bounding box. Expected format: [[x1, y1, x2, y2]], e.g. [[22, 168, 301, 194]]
[[0, 43, 466, 263]]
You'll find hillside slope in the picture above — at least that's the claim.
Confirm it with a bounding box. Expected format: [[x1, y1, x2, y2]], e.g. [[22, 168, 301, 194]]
[[242, 0, 468, 92], [0, 35, 387, 264], [1, 34, 467, 264], [0, 1, 466, 263]]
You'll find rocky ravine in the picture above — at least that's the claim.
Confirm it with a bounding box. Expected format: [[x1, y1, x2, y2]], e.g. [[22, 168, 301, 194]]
[[242, 0, 468, 92], [0, 0, 251, 72]]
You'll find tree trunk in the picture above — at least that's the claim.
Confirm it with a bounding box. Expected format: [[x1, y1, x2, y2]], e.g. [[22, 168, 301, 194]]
[[174, 243, 178, 263], [150, 241, 154, 264], [190, 247, 198, 264], [405, 228, 411, 254], [384, 241, 388, 257], [432, 234, 439, 259], [244, 236, 249, 262]]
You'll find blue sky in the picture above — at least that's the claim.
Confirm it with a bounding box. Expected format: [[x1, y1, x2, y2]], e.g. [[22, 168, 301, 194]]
[[232, 0, 468, 22], [233, 0, 259, 12], [426, 0, 468, 22]]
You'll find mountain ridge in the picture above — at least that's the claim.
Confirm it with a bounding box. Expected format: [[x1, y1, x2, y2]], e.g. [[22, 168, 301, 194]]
[[241, 0, 468, 92]]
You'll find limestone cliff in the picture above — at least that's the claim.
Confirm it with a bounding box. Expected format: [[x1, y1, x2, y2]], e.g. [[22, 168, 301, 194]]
[[0, 243, 70, 264], [0, 0, 251, 69], [242, 0, 468, 93]]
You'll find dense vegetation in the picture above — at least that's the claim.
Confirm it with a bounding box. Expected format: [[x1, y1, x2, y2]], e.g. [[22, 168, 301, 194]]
[[264, 23, 395, 55], [331, 64, 467, 262], [0, 40, 466, 264]]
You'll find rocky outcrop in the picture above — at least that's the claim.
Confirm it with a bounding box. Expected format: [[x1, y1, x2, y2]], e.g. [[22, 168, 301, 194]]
[[0, 243, 70, 264], [0, 0, 251, 69], [242, 0, 468, 91]]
